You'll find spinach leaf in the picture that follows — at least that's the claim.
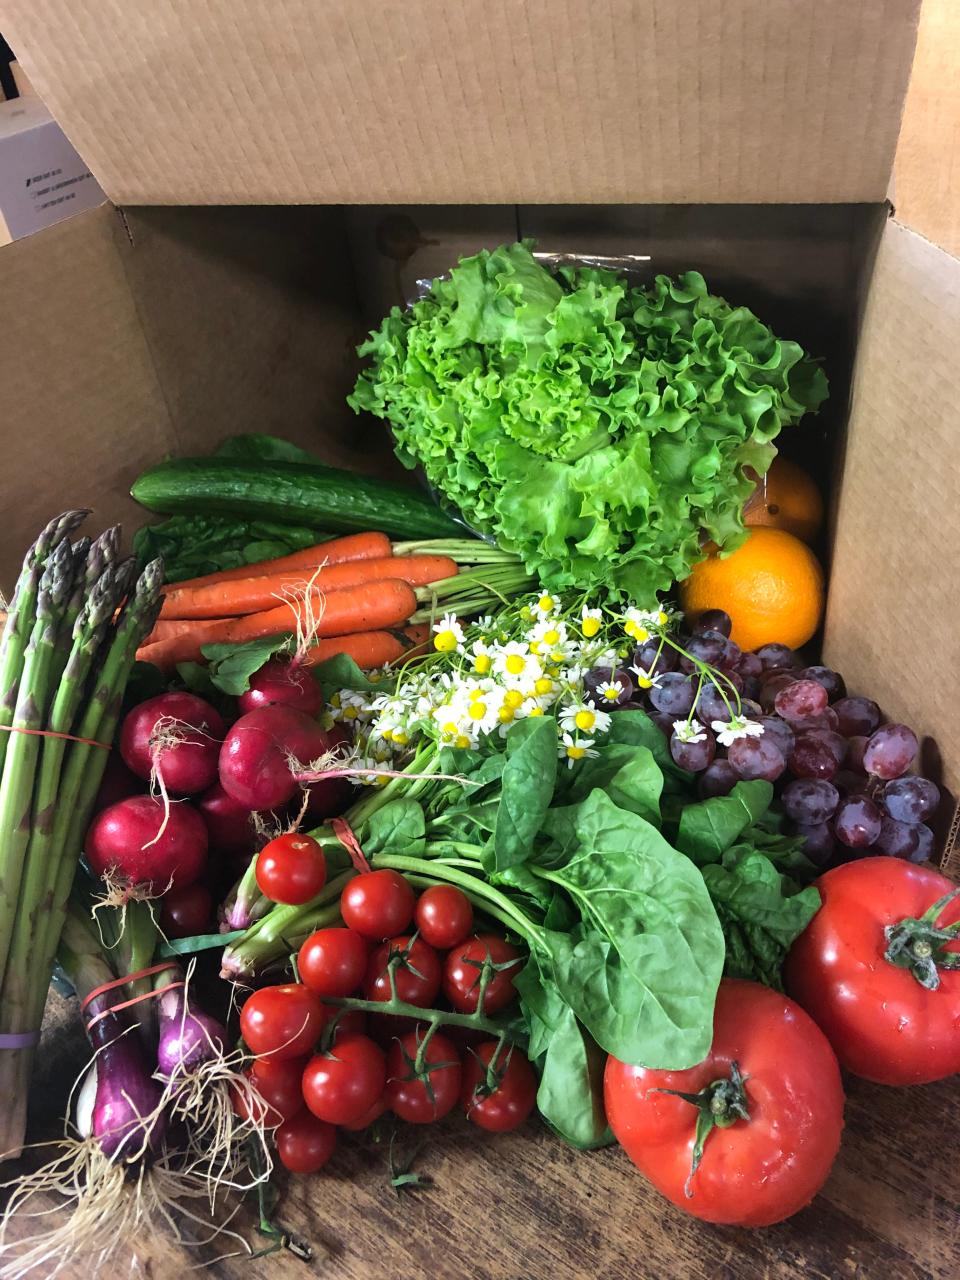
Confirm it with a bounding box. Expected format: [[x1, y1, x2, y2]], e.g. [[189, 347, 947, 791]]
[[675, 780, 773, 865], [743, 824, 817, 881], [362, 799, 426, 858], [514, 956, 566, 1061], [536, 1004, 613, 1150], [565, 742, 663, 827], [535, 791, 724, 1068], [133, 514, 323, 582], [606, 709, 685, 786], [493, 717, 558, 871], [200, 633, 295, 696], [703, 847, 821, 988], [310, 653, 382, 698]]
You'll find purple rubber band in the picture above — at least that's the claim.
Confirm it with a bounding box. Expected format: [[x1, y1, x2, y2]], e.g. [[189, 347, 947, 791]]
[[0, 1030, 40, 1049]]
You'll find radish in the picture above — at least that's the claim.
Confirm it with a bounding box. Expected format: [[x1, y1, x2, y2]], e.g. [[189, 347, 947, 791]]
[[120, 692, 225, 795], [238, 658, 323, 717], [300, 723, 353, 822], [196, 781, 257, 855], [218, 705, 335, 811], [87, 795, 208, 894], [93, 752, 142, 815]]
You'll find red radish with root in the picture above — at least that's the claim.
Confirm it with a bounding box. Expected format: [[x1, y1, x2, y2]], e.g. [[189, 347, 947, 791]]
[[218, 706, 339, 811], [120, 692, 225, 795], [197, 781, 257, 855], [238, 659, 323, 717], [87, 795, 208, 895]]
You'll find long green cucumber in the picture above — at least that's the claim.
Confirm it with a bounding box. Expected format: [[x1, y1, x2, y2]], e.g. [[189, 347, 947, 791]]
[[131, 457, 465, 542]]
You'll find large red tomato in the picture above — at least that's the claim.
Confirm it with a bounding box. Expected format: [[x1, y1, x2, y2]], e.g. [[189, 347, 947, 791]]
[[785, 857, 960, 1085], [604, 979, 844, 1226]]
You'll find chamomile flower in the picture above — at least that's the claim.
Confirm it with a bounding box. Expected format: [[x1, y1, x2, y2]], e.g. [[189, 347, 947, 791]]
[[533, 593, 557, 617], [471, 638, 494, 675], [630, 664, 663, 690], [712, 716, 765, 747], [595, 679, 625, 705], [432, 613, 465, 653], [528, 617, 570, 658], [623, 605, 669, 643], [672, 718, 707, 744], [559, 701, 612, 736], [581, 606, 603, 638], [559, 732, 599, 768], [492, 641, 542, 690]]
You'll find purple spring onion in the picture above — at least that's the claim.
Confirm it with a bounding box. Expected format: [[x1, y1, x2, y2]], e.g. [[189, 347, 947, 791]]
[[83, 989, 166, 1159], [155, 966, 227, 1078]]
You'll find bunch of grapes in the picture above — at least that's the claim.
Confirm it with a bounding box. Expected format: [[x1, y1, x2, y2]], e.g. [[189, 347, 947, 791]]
[[584, 608, 939, 871]]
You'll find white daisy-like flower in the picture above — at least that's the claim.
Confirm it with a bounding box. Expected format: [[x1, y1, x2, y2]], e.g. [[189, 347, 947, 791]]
[[528, 617, 569, 653], [459, 681, 506, 735], [672, 718, 707, 744], [711, 716, 765, 747], [470, 638, 493, 675], [559, 732, 599, 768], [492, 641, 542, 690], [532, 593, 557, 618], [623, 605, 669, 642], [596, 679, 625, 705], [581, 606, 603, 638], [475, 615, 496, 631], [432, 612, 465, 653], [630, 663, 663, 690], [559, 700, 612, 736]]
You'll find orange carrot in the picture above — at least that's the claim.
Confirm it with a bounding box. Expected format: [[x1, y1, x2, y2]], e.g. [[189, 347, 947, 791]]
[[304, 628, 421, 670], [136, 618, 242, 670], [221, 579, 417, 646], [160, 555, 457, 620], [162, 532, 391, 593], [143, 616, 235, 646]]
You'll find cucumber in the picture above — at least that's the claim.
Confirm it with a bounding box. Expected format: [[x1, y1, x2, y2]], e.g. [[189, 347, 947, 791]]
[[131, 458, 465, 542]]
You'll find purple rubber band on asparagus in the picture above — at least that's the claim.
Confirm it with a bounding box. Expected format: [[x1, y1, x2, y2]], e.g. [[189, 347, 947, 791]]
[[0, 1031, 41, 1048]]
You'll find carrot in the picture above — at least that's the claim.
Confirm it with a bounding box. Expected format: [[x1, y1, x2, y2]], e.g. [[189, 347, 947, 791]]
[[143, 616, 235, 646], [304, 628, 420, 670], [136, 618, 242, 671], [160, 555, 457, 620], [222, 579, 417, 646], [162, 532, 391, 593]]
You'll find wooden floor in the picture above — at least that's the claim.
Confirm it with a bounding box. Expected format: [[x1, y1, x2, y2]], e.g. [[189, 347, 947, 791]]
[[4, 995, 958, 1280]]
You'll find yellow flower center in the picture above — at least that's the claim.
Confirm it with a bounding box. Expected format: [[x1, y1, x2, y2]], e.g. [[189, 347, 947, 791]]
[[468, 702, 487, 721], [550, 649, 566, 664], [474, 653, 491, 674], [566, 744, 587, 760], [635, 674, 653, 689], [534, 677, 553, 695], [434, 630, 457, 652], [443, 720, 459, 735], [529, 640, 542, 654], [574, 710, 596, 732], [469, 688, 485, 702], [538, 595, 554, 613], [528, 707, 544, 717], [582, 617, 601, 638], [392, 731, 409, 746], [375, 774, 390, 787], [498, 706, 515, 723], [543, 628, 560, 646], [602, 687, 620, 702], [455, 734, 472, 749], [503, 690, 525, 709], [343, 706, 358, 721], [505, 654, 526, 675]]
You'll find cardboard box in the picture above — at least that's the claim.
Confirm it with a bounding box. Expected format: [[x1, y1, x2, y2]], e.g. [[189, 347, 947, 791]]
[[0, 2, 959, 1275]]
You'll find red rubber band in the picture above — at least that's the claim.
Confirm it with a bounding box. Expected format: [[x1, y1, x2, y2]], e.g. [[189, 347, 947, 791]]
[[331, 817, 371, 875], [80, 961, 179, 1013], [85, 980, 184, 1035], [0, 724, 111, 750]]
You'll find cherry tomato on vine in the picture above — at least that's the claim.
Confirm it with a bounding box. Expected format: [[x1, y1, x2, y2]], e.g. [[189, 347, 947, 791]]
[[298, 926, 368, 997], [302, 1033, 386, 1125], [247, 1055, 308, 1124], [230, 1072, 281, 1127], [276, 1113, 336, 1174], [604, 979, 844, 1227], [239, 984, 326, 1061], [340, 869, 415, 939], [255, 833, 327, 905], [385, 1029, 462, 1124], [159, 882, 213, 937], [364, 935, 441, 1008], [326, 1008, 367, 1040], [338, 1092, 388, 1132], [785, 857, 960, 1085], [460, 1040, 537, 1133], [414, 885, 474, 950], [443, 935, 522, 1015]]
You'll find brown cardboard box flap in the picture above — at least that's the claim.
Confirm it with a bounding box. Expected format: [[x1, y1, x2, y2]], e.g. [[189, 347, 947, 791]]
[[824, 216, 960, 828], [1, 0, 921, 207]]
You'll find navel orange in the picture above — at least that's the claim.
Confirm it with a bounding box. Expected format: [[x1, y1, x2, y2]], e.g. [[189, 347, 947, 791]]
[[743, 456, 824, 544], [679, 527, 825, 652]]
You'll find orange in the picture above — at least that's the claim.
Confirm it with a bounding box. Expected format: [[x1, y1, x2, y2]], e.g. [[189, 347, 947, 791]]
[[743, 456, 824, 544], [679, 527, 825, 652]]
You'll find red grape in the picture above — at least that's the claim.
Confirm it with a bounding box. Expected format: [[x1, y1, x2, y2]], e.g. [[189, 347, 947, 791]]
[[757, 716, 795, 757], [727, 735, 786, 781], [833, 795, 883, 848], [874, 816, 921, 858], [911, 824, 935, 863], [797, 666, 846, 701], [863, 723, 918, 780], [649, 674, 696, 717], [737, 652, 763, 679], [650, 712, 674, 738], [789, 735, 839, 781], [781, 779, 840, 825], [759, 672, 798, 711], [834, 769, 868, 795], [697, 760, 738, 798], [883, 776, 940, 824], [774, 679, 828, 724], [833, 696, 881, 737], [794, 821, 836, 866], [633, 640, 678, 674], [695, 683, 736, 723], [846, 736, 869, 771], [755, 643, 801, 672], [680, 632, 728, 670], [670, 727, 716, 772], [816, 730, 848, 766], [694, 609, 732, 638]]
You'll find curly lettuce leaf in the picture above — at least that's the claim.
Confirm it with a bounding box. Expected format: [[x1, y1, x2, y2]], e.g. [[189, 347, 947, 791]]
[[350, 242, 828, 598]]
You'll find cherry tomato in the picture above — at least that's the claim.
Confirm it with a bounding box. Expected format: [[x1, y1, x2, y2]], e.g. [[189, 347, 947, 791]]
[[249, 1055, 308, 1124], [230, 1070, 282, 1127], [785, 857, 960, 1085], [326, 1007, 367, 1040], [340, 870, 415, 939], [276, 1113, 336, 1174], [302, 1034, 386, 1125], [460, 1040, 537, 1133], [604, 979, 844, 1227], [239, 984, 326, 1061], [159, 882, 213, 938], [255, 833, 327, 905], [385, 1029, 461, 1124], [338, 1092, 388, 1132], [442, 935, 522, 1015], [299, 927, 368, 997], [414, 885, 474, 950], [364, 935, 441, 1008]]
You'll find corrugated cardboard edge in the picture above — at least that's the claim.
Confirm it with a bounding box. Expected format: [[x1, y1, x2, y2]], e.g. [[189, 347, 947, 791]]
[[823, 215, 960, 877], [0, 0, 921, 206]]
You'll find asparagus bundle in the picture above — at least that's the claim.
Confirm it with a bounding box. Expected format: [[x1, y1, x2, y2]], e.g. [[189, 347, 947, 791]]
[[0, 512, 163, 1159]]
